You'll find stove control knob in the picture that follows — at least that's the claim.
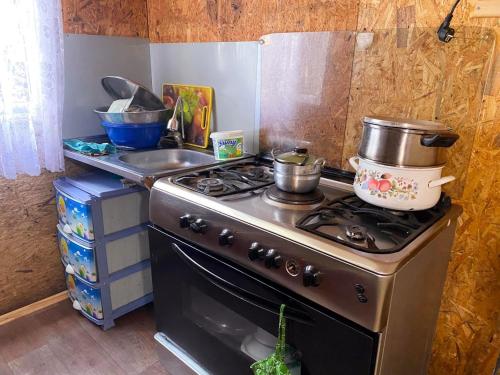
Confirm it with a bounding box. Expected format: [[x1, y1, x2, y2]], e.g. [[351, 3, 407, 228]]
[[248, 242, 265, 261], [264, 249, 282, 269], [218, 229, 234, 246], [190, 218, 208, 233], [303, 265, 321, 287], [179, 214, 193, 228]]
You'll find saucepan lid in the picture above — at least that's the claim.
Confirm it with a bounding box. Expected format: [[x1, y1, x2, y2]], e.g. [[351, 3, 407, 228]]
[[363, 116, 451, 132], [272, 147, 322, 166], [101, 76, 165, 110]]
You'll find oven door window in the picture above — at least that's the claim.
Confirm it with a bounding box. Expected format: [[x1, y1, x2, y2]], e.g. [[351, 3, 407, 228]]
[[150, 227, 377, 375]]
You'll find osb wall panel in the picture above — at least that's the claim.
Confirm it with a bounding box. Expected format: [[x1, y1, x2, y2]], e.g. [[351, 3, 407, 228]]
[[0, 161, 91, 315], [429, 96, 500, 375], [259, 32, 355, 167], [340, 27, 495, 199], [146, 0, 359, 42], [357, 0, 500, 31], [354, 2, 500, 374], [62, 0, 149, 38]]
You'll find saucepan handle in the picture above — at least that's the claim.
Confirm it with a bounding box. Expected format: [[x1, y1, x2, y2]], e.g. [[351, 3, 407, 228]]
[[421, 133, 459, 147], [313, 158, 326, 167], [428, 175, 455, 189], [348, 156, 359, 171]]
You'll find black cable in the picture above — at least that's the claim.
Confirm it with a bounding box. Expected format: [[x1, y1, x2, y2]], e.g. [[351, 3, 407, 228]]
[[437, 0, 462, 43], [449, 0, 461, 14]]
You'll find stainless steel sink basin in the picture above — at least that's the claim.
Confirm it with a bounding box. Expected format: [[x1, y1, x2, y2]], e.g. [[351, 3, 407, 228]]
[[63, 135, 245, 186], [118, 149, 215, 171]]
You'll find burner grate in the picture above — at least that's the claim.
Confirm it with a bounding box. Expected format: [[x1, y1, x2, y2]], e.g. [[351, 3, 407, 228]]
[[173, 162, 274, 197], [296, 194, 451, 254]]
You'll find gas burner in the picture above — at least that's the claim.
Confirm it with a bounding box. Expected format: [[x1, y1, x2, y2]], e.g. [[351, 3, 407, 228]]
[[197, 178, 225, 194], [296, 194, 449, 254], [345, 225, 367, 241], [225, 165, 273, 182], [266, 186, 325, 205], [173, 162, 274, 197]]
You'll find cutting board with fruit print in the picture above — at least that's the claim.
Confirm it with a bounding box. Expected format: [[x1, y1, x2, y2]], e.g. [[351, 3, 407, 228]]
[[162, 83, 213, 148]]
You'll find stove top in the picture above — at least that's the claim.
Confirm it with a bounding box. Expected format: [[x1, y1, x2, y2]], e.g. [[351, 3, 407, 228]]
[[151, 157, 460, 274], [296, 194, 451, 254], [171, 159, 451, 254], [173, 162, 274, 196]]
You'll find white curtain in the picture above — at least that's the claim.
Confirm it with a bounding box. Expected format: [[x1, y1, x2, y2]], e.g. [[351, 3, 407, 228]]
[[0, 0, 64, 179]]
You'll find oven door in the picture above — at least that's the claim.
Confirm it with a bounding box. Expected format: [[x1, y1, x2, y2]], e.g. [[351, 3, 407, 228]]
[[149, 226, 377, 375]]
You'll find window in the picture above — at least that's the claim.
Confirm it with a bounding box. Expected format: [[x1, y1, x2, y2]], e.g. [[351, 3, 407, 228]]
[[0, 0, 64, 179]]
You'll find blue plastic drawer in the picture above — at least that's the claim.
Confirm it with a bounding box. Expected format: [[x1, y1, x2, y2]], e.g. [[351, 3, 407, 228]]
[[66, 273, 103, 320], [54, 174, 148, 241], [55, 186, 94, 241], [58, 225, 97, 283]]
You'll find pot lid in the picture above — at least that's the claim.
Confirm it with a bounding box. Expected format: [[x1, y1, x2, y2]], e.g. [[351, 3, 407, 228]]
[[273, 147, 318, 165], [101, 76, 165, 110], [363, 116, 452, 132]]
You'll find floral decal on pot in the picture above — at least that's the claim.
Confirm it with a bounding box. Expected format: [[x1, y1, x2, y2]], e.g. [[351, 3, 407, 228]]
[[354, 169, 418, 200]]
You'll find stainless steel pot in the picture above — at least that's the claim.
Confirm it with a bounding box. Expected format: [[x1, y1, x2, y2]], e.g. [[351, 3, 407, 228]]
[[359, 116, 459, 167], [272, 148, 325, 193]]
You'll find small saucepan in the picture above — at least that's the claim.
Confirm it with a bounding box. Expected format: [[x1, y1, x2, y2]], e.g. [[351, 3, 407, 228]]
[[272, 148, 326, 193]]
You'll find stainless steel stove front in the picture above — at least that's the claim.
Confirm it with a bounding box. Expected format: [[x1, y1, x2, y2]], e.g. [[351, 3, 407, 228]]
[[149, 169, 462, 375], [150, 187, 393, 332]]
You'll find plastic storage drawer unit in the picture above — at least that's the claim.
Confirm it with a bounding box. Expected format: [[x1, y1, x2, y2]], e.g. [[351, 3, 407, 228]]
[[54, 171, 152, 329]]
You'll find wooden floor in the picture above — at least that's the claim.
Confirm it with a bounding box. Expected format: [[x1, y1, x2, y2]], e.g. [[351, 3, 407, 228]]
[[0, 300, 195, 375]]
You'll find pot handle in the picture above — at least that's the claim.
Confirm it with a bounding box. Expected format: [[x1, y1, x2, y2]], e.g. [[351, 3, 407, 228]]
[[271, 148, 280, 161], [348, 156, 359, 171], [428, 175, 455, 189], [421, 133, 459, 147], [313, 158, 326, 167]]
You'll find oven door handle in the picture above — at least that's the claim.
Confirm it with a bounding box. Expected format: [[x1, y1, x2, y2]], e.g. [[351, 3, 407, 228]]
[[171, 243, 313, 325]]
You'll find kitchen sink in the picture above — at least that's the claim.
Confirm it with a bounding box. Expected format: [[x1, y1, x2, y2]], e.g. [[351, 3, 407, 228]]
[[63, 135, 244, 186], [118, 149, 215, 172]]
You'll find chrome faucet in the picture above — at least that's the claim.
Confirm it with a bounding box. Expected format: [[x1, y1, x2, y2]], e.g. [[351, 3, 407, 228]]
[[166, 96, 185, 147]]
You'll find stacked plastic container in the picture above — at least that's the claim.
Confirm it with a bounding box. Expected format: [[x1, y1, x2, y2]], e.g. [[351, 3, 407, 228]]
[[54, 171, 152, 329]]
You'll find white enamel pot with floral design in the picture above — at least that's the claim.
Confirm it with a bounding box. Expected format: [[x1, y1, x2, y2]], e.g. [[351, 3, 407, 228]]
[[349, 156, 455, 211]]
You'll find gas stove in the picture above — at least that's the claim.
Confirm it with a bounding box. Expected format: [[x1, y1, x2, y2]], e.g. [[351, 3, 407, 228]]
[[149, 156, 461, 375]]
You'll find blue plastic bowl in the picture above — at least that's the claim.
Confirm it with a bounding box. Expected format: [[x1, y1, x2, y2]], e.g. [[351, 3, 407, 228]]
[[101, 121, 165, 149]]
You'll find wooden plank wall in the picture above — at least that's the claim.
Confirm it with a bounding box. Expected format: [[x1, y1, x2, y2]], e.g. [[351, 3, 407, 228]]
[[8, 1, 495, 374]]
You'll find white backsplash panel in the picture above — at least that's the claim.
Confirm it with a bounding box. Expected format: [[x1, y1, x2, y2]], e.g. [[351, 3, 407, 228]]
[[63, 34, 152, 139], [149, 42, 260, 153]]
